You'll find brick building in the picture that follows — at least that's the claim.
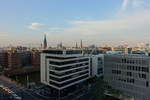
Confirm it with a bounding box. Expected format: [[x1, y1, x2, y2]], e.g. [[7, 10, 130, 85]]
[[31, 50, 40, 67], [8, 50, 22, 68], [0, 51, 8, 68]]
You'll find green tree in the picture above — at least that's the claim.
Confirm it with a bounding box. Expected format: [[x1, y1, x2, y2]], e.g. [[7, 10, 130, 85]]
[[91, 77, 106, 100]]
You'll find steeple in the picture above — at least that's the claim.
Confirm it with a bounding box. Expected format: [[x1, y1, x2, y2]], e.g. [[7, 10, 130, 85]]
[[43, 34, 47, 49], [76, 42, 78, 48]]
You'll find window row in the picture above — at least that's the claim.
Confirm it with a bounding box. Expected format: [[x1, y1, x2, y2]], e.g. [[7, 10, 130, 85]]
[[49, 74, 89, 88], [112, 70, 121, 74], [49, 58, 89, 65], [122, 58, 148, 65], [49, 63, 89, 71], [127, 66, 149, 72], [118, 78, 134, 84], [49, 66, 89, 76], [49, 70, 89, 82]]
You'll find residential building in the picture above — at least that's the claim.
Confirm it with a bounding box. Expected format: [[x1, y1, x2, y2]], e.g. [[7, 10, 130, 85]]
[[8, 50, 22, 68], [20, 51, 31, 67], [31, 50, 40, 67], [0, 51, 8, 68]]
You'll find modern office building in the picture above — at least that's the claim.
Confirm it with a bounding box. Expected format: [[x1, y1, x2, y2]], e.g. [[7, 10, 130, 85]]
[[104, 54, 150, 100], [41, 49, 90, 90], [91, 54, 104, 77]]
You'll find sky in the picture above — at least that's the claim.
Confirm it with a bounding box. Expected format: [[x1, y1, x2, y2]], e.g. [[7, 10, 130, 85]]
[[0, 0, 150, 47]]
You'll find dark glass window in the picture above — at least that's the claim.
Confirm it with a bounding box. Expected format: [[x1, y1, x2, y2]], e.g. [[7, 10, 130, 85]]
[[146, 81, 149, 87], [49, 74, 89, 87], [49, 58, 89, 65], [49, 70, 89, 82], [112, 70, 121, 74], [127, 72, 132, 76], [43, 50, 63, 54], [49, 66, 89, 76]]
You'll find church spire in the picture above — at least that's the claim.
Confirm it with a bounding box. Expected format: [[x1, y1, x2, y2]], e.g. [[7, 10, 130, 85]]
[[76, 42, 78, 48], [43, 34, 47, 49]]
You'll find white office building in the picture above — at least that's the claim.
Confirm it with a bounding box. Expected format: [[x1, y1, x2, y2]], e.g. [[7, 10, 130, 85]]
[[104, 54, 150, 100], [41, 49, 90, 90], [91, 54, 104, 77]]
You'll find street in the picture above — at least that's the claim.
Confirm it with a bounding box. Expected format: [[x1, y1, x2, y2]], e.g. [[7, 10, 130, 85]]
[[0, 75, 97, 100], [0, 75, 44, 100]]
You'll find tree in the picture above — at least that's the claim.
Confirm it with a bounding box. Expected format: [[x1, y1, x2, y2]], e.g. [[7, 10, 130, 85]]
[[91, 77, 106, 100]]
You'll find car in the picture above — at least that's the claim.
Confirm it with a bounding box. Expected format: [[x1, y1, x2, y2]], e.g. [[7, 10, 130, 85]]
[[14, 96, 22, 100], [12, 93, 18, 96]]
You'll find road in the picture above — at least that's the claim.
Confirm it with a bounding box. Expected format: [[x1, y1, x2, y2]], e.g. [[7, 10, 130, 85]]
[[0, 75, 96, 100], [0, 75, 44, 100]]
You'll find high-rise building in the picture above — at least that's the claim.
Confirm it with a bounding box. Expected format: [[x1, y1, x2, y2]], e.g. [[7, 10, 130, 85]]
[[43, 34, 47, 49], [41, 49, 90, 90], [104, 54, 150, 100]]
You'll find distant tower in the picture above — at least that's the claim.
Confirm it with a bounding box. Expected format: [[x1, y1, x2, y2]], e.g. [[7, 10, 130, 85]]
[[43, 34, 47, 49], [80, 40, 83, 48], [76, 42, 78, 48], [60, 42, 63, 48], [40, 43, 42, 49]]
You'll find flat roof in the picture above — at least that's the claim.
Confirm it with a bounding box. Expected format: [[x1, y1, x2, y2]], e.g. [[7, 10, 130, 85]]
[[42, 49, 83, 55]]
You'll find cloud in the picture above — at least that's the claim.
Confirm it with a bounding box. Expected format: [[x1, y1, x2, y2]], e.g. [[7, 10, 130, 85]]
[[132, 0, 144, 8], [45, 11, 150, 46], [26, 0, 150, 46], [46, 27, 65, 34], [121, 0, 129, 10], [121, 0, 148, 11], [27, 22, 43, 30]]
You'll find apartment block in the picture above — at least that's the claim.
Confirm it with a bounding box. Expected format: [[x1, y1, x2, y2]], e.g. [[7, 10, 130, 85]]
[[8, 50, 22, 68], [0, 51, 8, 68]]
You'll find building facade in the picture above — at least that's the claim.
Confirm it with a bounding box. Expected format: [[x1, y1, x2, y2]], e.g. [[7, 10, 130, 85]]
[[104, 54, 150, 100], [0, 51, 8, 68], [8, 50, 22, 68], [41, 49, 90, 90], [20, 51, 32, 67], [91, 54, 104, 77], [31, 50, 40, 67]]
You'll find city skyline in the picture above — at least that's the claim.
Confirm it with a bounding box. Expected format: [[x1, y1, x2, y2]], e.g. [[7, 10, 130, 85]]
[[0, 0, 150, 46]]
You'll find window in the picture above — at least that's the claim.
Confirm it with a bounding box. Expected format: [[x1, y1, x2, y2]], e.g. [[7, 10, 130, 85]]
[[139, 73, 146, 79], [112, 70, 121, 74], [146, 81, 149, 87], [127, 72, 132, 77]]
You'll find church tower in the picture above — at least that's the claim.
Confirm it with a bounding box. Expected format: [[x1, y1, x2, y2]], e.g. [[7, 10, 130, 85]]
[[43, 34, 47, 49]]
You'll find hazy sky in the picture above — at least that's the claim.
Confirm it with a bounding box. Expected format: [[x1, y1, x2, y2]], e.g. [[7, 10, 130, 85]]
[[0, 0, 150, 47]]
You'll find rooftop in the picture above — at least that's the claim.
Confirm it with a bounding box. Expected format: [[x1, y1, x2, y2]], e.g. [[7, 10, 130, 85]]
[[42, 49, 83, 55]]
